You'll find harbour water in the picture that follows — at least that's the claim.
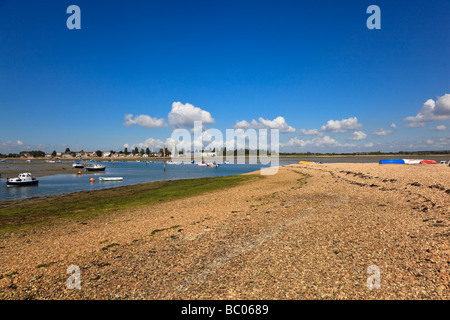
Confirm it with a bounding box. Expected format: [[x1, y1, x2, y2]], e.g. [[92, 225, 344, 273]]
[[0, 161, 270, 202]]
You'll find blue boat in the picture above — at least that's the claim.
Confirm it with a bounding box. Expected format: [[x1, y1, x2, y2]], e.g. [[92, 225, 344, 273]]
[[379, 159, 405, 164]]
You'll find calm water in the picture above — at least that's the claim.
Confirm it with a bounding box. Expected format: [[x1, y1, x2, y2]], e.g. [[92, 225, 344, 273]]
[[0, 161, 270, 202]]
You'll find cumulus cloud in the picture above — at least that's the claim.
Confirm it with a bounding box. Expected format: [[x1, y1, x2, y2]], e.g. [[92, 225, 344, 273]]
[[321, 117, 362, 133], [404, 94, 450, 125], [127, 137, 179, 151], [124, 114, 167, 128], [282, 135, 343, 148], [372, 128, 393, 136], [233, 116, 296, 133], [348, 131, 367, 141], [299, 128, 323, 136], [404, 122, 425, 128], [168, 101, 215, 128], [0, 140, 30, 153], [430, 125, 447, 131]]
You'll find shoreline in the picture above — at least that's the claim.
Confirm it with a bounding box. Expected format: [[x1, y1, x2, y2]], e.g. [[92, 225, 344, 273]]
[[0, 163, 448, 299], [1, 154, 449, 179]]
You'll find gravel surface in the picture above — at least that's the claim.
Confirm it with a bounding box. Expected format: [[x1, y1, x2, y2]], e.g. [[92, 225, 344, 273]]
[[0, 163, 448, 299]]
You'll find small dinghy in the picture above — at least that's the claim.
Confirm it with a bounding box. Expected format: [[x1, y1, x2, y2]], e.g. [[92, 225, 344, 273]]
[[379, 159, 405, 164], [6, 173, 39, 187], [404, 159, 423, 165], [99, 177, 123, 182], [420, 160, 438, 164]]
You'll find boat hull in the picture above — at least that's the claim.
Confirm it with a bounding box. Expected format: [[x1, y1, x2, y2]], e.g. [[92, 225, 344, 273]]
[[99, 177, 123, 181], [6, 180, 39, 187], [420, 160, 438, 164], [404, 159, 422, 165], [85, 165, 106, 171], [379, 159, 405, 164]]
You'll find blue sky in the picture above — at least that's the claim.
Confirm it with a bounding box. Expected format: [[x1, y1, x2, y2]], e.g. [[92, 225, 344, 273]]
[[0, 0, 449, 153]]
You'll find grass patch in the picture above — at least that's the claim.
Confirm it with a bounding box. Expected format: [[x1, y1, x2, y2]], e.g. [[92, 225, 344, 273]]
[[0, 174, 262, 233], [290, 170, 311, 189], [149, 225, 181, 236], [103, 243, 120, 249], [36, 260, 62, 268]]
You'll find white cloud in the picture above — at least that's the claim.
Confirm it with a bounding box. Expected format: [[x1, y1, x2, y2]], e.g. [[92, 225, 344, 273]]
[[348, 131, 367, 140], [128, 137, 175, 151], [430, 125, 447, 131], [321, 117, 362, 133], [168, 101, 215, 128], [282, 135, 343, 148], [404, 94, 450, 125], [365, 142, 374, 148], [0, 140, 31, 153], [372, 128, 393, 136], [124, 114, 167, 128], [404, 122, 425, 128], [299, 128, 323, 136], [391, 123, 397, 129], [233, 116, 296, 133]]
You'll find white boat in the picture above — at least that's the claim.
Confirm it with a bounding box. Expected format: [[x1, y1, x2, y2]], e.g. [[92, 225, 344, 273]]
[[85, 163, 106, 171], [197, 161, 207, 166], [166, 160, 181, 165], [72, 162, 84, 168], [404, 159, 423, 165], [439, 161, 447, 165], [6, 173, 39, 187], [99, 177, 123, 181], [206, 162, 219, 167]]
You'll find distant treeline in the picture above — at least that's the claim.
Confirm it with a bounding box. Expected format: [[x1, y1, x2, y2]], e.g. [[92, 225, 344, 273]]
[[0, 150, 46, 158], [1, 149, 449, 158], [279, 150, 450, 156]]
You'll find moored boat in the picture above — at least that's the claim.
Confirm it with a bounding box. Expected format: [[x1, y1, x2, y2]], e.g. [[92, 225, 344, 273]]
[[72, 162, 84, 168], [99, 177, 123, 181], [207, 162, 219, 167], [85, 163, 106, 171], [6, 173, 39, 187]]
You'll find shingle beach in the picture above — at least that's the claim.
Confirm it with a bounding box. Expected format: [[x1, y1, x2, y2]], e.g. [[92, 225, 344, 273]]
[[0, 163, 449, 299]]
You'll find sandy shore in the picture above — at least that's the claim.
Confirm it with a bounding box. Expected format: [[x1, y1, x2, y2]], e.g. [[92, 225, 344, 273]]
[[0, 163, 448, 299], [0, 162, 75, 178]]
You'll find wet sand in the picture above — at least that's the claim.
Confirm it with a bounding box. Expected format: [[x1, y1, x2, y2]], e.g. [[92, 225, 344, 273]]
[[0, 162, 75, 178], [0, 163, 448, 299]]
